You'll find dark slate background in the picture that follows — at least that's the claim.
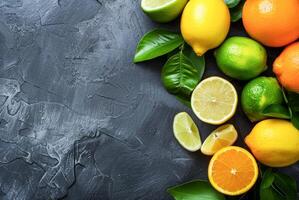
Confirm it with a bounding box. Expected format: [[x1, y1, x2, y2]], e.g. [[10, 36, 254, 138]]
[[0, 0, 298, 199]]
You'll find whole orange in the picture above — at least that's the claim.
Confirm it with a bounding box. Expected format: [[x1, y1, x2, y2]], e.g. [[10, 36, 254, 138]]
[[242, 0, 299, 47], [273, 42, 299, 93]]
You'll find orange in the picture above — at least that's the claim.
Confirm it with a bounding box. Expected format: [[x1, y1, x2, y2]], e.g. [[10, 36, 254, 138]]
[[208, 146, 258, 196], [273, 42, 299, 93], [242, 0, 299, 47]]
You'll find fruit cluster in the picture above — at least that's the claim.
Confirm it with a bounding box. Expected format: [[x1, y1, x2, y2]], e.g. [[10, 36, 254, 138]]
[[135, 0, 299, 198]]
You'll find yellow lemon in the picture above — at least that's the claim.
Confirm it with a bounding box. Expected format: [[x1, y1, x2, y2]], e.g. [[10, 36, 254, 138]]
[[245, 119, 299, 167], [191, 77, 238, 125], [181, 0, 230, 56], [201, 124, 238, 156]]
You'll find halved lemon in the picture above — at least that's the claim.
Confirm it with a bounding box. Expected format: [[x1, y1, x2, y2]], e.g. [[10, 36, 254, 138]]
[[173, 112, 202, 151], [141, 0, 188, 23], [208, 146, 258, 196], [191, 76, 238, 125], [201, 124, 238, 156]]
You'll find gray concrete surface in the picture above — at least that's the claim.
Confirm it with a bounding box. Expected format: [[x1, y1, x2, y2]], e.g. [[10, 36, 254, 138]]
[[0, 0, 297, 199]]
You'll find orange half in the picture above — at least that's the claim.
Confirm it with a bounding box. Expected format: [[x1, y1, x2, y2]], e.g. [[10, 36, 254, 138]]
[[208, 146, 258, 196]]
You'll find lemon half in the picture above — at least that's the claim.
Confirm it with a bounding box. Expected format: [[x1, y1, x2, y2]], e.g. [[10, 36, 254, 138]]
[[191, 77, 238, 125], [201, 124, 238, 155]]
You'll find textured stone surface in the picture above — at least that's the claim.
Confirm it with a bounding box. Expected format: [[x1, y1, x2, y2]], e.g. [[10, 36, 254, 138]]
[[0, 0, 297, 199]]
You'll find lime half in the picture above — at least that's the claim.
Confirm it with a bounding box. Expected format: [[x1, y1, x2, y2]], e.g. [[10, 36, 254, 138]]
[[141, 0, 188, 23], [173, 112, 202, 152]]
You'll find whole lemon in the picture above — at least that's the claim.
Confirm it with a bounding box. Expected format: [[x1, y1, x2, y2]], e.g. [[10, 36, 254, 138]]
[[180, 0, 230, 56], [245, 119, 299, 167]]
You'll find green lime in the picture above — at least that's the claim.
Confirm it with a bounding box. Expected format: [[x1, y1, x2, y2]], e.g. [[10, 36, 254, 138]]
[[214, 36, 267, 80], [173, 112, 202, 151], [141, 0, 188, 23], [241, 77, 283, 122]]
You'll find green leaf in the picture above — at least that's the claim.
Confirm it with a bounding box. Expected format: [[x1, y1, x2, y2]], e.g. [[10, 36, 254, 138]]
[[261, 170, 275, 189], [172, 45, 205, 107], [229, 0, 245, 22], [176, 95, 191, 108], [262, 104, 291, 119], [283, 90, 299, 130], [281, 88, 289, 105], [161, 51, 200, 99], [225, 0, 241, 8], [183, 45, 205, 81], [167, 180, 225, 200], [286, 91, 299, 112], [134, 29, 184, 63], [260, 169, 297, 200], [291, 112, 299, 130], [274, 173, 297, 195]]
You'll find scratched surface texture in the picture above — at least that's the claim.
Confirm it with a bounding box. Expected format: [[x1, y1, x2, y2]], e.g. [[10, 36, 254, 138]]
[[0, 0, 298, 199]]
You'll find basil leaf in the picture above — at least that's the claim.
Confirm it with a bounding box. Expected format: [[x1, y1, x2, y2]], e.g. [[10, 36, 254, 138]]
[[260, 169, 297, 200], [262, 104, 291, 119], [134, 29, 184, 63], [167, 180, 225, 200], [230, 0, 245, 22], [162, 51, 200, 99], [225, 0, 241, 8]]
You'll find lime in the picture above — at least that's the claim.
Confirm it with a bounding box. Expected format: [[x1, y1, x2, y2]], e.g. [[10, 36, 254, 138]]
[[173, 112, 202, 152], [191, 76, 238, 125], [214, 36, 267, 80], [241, 77, 283, 122], [141, 0, 188, 23], [201, 124, 238, 156]]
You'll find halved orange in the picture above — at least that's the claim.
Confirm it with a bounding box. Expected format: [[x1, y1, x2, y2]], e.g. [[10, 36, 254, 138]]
[[208, 146, 258, 196]]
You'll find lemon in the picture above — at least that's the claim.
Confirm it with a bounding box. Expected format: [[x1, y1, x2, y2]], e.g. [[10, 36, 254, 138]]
[[215, 36, 267, 80], [201, 124, 238, 155], [245, 119, 299, 167], [141, 0, 188, 23], [241, 77, 283, 122], [181, 0, 230, 56], [173, 112, 202, 151], [191, 77, 238, 125]]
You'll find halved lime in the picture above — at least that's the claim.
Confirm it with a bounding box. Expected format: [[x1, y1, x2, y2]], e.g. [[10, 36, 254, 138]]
[[173, 112, 202, 152], [141, 0, 188, 23]]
